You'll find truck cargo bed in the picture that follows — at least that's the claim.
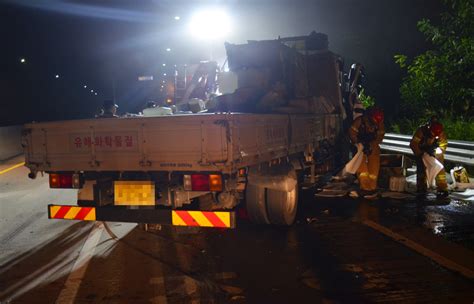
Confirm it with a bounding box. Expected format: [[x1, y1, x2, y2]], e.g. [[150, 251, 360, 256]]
[[24, 113, 341, 174]]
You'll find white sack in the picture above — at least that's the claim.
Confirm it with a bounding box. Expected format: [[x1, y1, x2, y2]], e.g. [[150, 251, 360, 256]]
[[344, 144, 364, 175], [422, 153, 443, 187]]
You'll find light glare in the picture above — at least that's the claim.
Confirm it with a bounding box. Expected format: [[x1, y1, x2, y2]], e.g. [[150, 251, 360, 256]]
[[189, 8, 232, 40]]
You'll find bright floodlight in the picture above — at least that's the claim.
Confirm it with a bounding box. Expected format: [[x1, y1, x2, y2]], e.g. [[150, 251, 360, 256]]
[[174, 16, 180, 20], [20, 58, 26, 63], [189, 8, 231, 40], [55, 74, 60, 79], [166, 48, 171, 52], [83, 85, 87, 88]]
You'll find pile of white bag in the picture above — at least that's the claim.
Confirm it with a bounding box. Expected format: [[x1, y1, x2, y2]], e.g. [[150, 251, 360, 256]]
[[422, 153, 444, 188], [343, 143, 364, 175]]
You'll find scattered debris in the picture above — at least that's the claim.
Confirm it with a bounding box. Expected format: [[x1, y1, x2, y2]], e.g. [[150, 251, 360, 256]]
[[450, 189, 474, 202], [349, 190, 359, 198], [215, 272, 238, 280], [380, 191, 415, 200], [220, 284, 244, 295], [450, 166, 470, 184], [315, 175, 355, 198], [341, 264, 363, 273], [316, 161, 471, 201], [363, 193, 379, 200], [301, 277, 321, 290], [323, 181, 351, 190], [315, 189, 347, 197], [300, 269, 321, 290]]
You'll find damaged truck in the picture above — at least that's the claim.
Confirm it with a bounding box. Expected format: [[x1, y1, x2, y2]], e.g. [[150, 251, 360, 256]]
[[23, 32, 350, 228]]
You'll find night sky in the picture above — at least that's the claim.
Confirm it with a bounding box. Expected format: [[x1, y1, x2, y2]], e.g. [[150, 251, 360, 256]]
[[0, 0, 443, 126]]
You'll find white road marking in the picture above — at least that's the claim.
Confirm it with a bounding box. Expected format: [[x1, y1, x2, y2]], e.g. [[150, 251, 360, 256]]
[[362, 219, 474, 279], [0, 225, 92, 302], [56, 222, 104, 303]]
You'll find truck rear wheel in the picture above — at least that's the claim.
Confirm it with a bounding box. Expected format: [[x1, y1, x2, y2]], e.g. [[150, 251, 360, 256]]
[[266, 186, 298, 226], [246, 177, 299, 226], [245, 183, 270, 224]]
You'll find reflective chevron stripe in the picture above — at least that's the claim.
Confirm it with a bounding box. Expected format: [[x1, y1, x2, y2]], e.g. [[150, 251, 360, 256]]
[[48, 205, 234, 228], [49, 205, 96, 221], [172, 211, 231, 228]]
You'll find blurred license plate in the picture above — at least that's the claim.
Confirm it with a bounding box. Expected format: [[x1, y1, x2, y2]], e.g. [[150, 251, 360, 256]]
[[114, 181, 155, 206]]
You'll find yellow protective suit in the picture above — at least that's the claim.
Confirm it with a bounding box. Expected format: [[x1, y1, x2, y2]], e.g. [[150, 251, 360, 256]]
[[349, 115, 385, 191]]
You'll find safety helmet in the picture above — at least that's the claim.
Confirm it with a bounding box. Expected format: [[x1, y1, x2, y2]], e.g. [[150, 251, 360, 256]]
[[368, 107, 384, 124], [146, 101, 157, 108], [429, 121, 443, 136], [103, 100, 118, 109]]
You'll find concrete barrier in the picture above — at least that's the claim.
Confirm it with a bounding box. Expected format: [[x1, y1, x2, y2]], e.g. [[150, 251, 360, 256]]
[[0, 125, 23, 161]]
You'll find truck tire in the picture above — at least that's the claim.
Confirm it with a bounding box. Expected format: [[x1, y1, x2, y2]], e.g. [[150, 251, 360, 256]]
[[266, 185, 298, 226], [245, 183, 270, 224]]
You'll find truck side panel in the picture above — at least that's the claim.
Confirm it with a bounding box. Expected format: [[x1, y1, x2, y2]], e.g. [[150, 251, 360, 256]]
[[231, 114, 341, 169], [24, 113, 341, 174], [25, 115, 230, 172]]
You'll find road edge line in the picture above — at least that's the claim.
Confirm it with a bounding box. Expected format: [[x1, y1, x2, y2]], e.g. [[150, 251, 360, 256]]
[[0, 162, 25, 175], [362, 219, 474, 279]]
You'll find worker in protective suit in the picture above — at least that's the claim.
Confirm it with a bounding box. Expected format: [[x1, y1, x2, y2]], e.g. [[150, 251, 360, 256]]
[[98, 100, 119, 118], [349, 107, 385, 198], [409, 117, 448, 196]]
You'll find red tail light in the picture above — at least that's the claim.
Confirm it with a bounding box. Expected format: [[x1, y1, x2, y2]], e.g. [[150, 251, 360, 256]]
[[183, 174, 223, 191], [49, 173, 79, 188], [191, 174, 209, 191]]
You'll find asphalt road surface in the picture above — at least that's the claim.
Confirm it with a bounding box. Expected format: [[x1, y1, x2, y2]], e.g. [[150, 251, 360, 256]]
[[1, 155, 474, 303]]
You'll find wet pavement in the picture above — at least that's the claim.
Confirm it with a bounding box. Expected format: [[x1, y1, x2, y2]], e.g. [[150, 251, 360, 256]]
[[1, 159, 474, 303]]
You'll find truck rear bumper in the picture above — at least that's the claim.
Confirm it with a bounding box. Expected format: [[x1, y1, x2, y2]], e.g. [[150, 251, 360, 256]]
[[48, 205, 236, 228]]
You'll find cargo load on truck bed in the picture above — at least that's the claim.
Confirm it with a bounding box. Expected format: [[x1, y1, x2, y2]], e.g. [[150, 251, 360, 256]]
[[215, 31, 344, 116]]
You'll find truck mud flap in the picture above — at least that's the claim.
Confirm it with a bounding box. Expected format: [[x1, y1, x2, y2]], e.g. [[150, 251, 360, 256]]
[[48, 205, 236, 228]]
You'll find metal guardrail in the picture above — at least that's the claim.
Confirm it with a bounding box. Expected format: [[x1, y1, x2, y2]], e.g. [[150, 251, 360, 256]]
[[381, 133, 474, 166]]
